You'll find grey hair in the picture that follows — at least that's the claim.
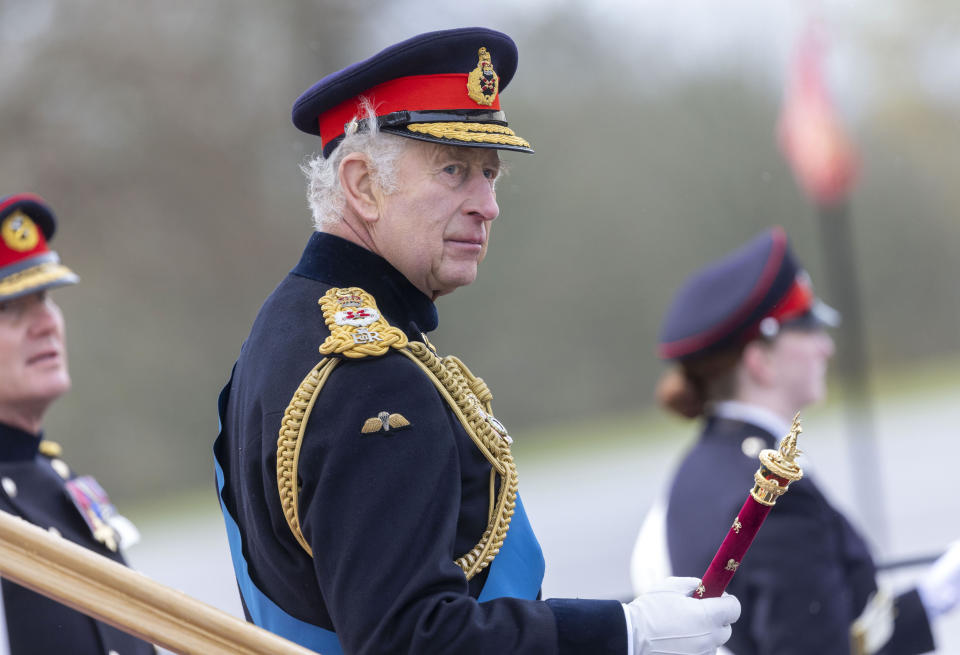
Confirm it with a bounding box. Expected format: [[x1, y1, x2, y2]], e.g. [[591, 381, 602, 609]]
[[301, 98, 410, 230]]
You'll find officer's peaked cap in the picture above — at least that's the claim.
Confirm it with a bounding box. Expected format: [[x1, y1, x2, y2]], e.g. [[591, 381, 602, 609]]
[[292, 27, 532, 158], [0, 193, 78, 303], [658, 227, 839, 361]]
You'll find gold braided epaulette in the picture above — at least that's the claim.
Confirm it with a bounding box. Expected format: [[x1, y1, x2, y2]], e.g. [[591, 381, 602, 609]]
[[317, 287, 408, 358]]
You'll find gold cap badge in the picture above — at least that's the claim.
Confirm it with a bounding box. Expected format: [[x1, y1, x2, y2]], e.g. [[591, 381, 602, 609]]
[[1, 212, 40, 252], [466, 47, 499, 106]]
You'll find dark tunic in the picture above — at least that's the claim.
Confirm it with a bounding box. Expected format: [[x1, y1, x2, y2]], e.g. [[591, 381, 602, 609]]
[[214, 232, 626, 655], [665, 415, 935, 655], [0, 422, 155, 655]]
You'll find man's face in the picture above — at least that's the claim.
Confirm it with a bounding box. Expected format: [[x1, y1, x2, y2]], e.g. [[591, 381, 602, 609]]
[[370, 142, 501, 299], [0, 291, 71, 421], [766, 328, 835, 410]]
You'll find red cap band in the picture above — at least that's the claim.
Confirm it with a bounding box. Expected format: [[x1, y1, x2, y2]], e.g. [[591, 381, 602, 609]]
[[317, 73, 501, 147], [742, 274, 814, 341], [768, 275, 814, 325]]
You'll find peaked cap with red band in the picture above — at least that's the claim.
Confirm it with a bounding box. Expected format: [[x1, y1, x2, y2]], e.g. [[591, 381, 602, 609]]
[[658, 227, 839, 361], [292, 27, 532, 158], [0, 193, 78, 303]]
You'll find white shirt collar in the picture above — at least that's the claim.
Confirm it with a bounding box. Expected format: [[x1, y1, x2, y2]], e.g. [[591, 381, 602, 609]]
[[709, 400, 791, 440]]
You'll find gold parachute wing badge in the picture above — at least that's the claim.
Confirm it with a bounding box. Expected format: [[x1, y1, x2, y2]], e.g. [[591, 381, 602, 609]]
[[360, 411, 411, 434]]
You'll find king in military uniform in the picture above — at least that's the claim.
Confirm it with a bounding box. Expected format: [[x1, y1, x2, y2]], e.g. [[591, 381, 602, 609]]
[[214, 27, 739, 655]]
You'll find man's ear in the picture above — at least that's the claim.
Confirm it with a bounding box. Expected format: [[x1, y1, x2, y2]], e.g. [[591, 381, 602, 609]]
[[339, 153, 380, 223], [741, 339, 774, 386]]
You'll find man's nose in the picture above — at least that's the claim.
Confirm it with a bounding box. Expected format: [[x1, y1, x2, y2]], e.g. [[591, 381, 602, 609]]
[[27, 297, 60, 335], [465, 172, 500, 222]]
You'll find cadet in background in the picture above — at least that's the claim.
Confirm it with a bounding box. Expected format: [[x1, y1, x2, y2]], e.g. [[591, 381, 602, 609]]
[[631, 226, 960, 655]]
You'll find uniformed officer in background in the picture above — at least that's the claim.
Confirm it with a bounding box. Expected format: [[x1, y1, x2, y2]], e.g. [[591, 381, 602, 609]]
[[214, 27, 740, 655], [0, 193, 155, 654], [631, 226, 960, 654]]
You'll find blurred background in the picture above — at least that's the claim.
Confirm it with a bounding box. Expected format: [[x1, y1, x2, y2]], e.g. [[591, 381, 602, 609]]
[[3, 0, 959, 650]]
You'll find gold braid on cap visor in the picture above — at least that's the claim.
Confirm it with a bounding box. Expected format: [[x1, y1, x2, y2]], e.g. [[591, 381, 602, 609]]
[[0, 263, 76, 298], [404, 122, 531, 148]]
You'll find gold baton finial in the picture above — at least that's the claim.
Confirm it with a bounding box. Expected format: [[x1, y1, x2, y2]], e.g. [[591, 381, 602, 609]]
[[751, 413, 804, 505]]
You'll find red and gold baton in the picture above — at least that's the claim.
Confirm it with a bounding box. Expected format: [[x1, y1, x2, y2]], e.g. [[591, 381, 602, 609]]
[[694, 414, 804, 599]]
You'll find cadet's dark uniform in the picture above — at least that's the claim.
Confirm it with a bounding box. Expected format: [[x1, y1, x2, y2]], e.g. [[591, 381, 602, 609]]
[[654, 227, 935, 654], [0, 423, 155, 655], [666, 414, 934, 655], [215, 233, 626, 654]]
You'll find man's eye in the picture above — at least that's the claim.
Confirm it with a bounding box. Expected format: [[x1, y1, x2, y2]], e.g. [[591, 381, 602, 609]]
[[442, 164, 461, 175], [483, 168, 498, 180]]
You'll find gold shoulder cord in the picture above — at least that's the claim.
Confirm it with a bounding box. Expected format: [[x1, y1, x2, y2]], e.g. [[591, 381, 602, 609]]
[[277, 356, 341, 555], [277, 287, 518, 580], [400, 342, 518, 580]]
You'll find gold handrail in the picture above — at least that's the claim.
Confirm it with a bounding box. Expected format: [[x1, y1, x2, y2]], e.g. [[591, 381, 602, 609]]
[[0, 510, 318, 655]]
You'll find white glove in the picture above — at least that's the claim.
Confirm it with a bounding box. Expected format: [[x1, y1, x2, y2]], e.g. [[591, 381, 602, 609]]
[[623, 577, 740, 655], [918, 541, 960, 618]]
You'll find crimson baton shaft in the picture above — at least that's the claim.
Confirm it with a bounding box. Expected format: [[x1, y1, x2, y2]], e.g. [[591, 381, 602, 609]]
[[694, 414, 805, 599]]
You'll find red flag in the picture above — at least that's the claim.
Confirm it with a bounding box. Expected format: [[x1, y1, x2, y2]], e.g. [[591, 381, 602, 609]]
[[777, 25, 858, 206]]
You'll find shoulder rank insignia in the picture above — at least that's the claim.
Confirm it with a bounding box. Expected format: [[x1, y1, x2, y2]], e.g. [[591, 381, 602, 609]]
[[38, 440, 70, 479], [361, 411, 411, 435], [37, 440, 63, 458], [318, 287, 408, 358]]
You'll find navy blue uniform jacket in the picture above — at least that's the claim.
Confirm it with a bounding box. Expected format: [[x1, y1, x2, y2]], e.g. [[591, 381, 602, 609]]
[[0, 423, 155, 655], [666, 416, 934, 655], [214, 233, 626, 655]]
